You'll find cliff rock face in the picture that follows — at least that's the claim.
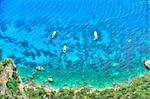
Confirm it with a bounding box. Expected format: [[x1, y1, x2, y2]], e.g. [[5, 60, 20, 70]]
[[0, 58, 26, 98], [0, 59, 14, 83], [0, 59, 15, 93]]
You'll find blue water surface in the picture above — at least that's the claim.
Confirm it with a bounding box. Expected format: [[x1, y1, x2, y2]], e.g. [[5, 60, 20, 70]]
[[0, 0, 150, 89]]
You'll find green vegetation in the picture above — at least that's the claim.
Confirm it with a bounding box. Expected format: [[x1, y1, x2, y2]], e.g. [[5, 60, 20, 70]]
[[6, 72, 20, 92], [0, 62, 3, 73], [56, 88, 75, 98], [6, 79, 18, 91], [0, 95, 9, 99], [24, 87, 49, 99], [3, 58, 11, 66]]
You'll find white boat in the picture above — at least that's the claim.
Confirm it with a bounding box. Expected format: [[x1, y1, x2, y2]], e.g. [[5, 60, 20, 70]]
[[51, 31, 57, 39], [63, 45, 67, 53], [94, 31, 98, 40]]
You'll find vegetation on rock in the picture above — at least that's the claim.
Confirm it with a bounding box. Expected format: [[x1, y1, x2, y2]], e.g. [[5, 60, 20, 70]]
[[6, 72, 20, 92], [24, 87, 49, 99], [0, 62, 3, 73], [3, 58, 11, 66]]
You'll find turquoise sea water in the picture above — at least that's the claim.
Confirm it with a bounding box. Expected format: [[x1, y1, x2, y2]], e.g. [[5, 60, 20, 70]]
[[0, 0, 150, 89]]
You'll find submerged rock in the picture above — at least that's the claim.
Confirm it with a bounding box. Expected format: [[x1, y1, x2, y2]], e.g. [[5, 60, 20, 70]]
[[43, 80, 47, 83], [36, 66, 44, 71], [143, 60, 150, 70], [48, 77, 53, 82], [112, 62, 120, 67]]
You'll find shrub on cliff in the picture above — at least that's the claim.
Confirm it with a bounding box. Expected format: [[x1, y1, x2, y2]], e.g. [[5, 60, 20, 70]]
[[6, 79, 19, 92], [2, 58, 11, 66], [24, 87, 49, 99], [0, 62, 3, 73], [6, 72, 20, 92]]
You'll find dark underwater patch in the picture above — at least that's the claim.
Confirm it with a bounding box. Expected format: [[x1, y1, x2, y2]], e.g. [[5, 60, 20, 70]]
[[0, 24, 7, 32], [13, 20, 26, 28]]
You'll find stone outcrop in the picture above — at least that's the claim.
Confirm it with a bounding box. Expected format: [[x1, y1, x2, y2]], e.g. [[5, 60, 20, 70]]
[[143, 60, 150, 70], [48, 77, 53, 82], [36, 66, 44, 71]]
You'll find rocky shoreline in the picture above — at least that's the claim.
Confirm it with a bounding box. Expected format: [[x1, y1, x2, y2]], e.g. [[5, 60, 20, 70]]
[[0, 58, 150, 99]]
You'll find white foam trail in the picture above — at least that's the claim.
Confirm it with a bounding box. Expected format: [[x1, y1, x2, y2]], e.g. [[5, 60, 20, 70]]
[[51, 31, 57, 39], [63, 45, 67, 53], [94, 31, 98, 40]]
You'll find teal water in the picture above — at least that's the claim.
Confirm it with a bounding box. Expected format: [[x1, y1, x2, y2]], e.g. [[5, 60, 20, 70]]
[[0, 0, 150, 89]]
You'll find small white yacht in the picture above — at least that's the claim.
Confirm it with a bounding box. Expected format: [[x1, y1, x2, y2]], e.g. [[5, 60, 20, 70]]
[[94, 31, 98, 40], [63, 45, 67, 53], [51, 31, 57, 39]]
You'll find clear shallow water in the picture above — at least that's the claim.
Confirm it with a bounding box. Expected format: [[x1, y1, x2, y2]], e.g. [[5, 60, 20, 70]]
[[0, 0, 150, 89]]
